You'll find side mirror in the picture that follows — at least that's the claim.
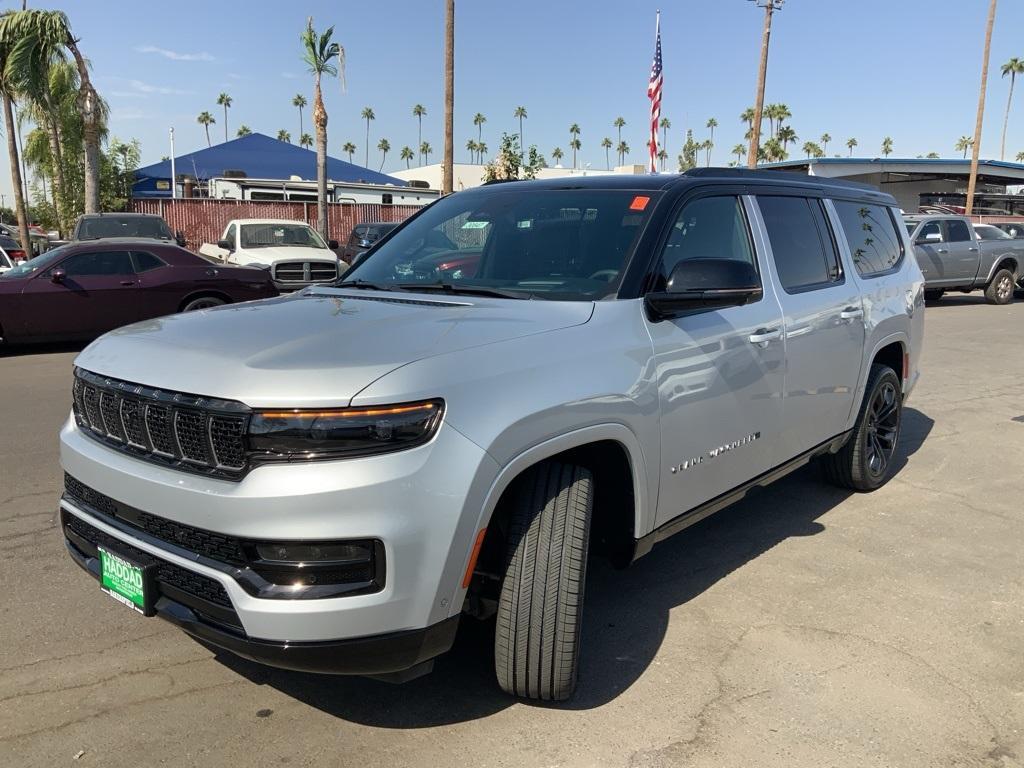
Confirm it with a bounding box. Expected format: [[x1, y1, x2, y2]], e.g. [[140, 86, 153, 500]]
[[175, 230, 186, 247], [645, 258, 762, 320], [50, 267, 66, 284], [916, 231, 941, 245], [327, 239, 339, 250], [358, 238, 373, 248], [217, 238, 233, 252]]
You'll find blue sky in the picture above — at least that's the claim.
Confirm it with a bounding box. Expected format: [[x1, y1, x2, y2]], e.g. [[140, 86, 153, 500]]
[[4, 0, 1024, 200]]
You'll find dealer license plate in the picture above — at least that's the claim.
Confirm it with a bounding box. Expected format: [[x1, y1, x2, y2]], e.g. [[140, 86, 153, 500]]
[[98, 546, 149, 614]]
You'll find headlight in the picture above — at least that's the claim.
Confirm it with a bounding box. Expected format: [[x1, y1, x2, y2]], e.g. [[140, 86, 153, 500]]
[[248, 399, 444, 461]]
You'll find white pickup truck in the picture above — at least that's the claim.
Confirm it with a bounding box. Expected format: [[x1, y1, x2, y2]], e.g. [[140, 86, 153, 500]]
[[200, 219, 340, 291]]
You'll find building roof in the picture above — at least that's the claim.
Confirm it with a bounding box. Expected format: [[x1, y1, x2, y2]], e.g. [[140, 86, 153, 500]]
[[132, 133, 405, 197], [762, 157, 1024, 185]]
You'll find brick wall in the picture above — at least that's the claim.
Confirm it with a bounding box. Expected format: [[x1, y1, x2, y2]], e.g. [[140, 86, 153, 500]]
[[130, 199, 420, 250]]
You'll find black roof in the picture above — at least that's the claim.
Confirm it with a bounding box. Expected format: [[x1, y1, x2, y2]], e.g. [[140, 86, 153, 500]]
[[76, 212, 166, 220]]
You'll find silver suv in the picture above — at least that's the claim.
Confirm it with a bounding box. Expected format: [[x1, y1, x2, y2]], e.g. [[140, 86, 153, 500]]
[[59, 170, 924, 701]]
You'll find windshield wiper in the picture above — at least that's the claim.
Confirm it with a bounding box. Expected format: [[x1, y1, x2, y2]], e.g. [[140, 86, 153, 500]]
[[395, 281, 530, 300], [335, 279, 399, 291]]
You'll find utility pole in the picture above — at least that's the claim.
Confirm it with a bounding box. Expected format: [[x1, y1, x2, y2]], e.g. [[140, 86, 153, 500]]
[[966, 0, 998, 216], [169, 127, 176, 200], [746, 0, 782, 169], [442, 0, 455, 195]]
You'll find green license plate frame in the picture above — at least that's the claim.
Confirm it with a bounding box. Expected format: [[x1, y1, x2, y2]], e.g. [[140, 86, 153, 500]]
[[98, 545, 155, 616]]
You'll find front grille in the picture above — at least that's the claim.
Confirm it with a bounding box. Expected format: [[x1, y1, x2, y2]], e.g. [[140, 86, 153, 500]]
[[73, 369, 250, 480], [273, 261, 338, 283]]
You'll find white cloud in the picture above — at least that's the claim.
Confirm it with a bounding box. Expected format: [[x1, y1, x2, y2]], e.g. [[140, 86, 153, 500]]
[[127, 79, 192, 96], [135, 45, 214, 62]]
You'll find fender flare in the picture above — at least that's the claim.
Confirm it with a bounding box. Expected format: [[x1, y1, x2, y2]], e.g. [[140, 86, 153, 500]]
[[984, 255, 1019, 285]]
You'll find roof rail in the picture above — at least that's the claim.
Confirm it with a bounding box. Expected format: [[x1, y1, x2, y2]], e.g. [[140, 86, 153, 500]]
[[683, 166, 882, 193]]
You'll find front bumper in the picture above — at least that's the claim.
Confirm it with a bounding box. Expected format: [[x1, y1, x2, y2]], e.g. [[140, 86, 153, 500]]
[[59, 414, 498, 672]]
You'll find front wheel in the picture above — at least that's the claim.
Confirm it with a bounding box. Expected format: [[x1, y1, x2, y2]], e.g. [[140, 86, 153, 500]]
[[180, 296, 226, 312], [495, 461, 593, 701], [984, 269, 1015, 305], [823, 364, 902, 492]]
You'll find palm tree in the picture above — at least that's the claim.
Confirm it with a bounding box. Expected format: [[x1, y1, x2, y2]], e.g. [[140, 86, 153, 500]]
[[0, 9, 103, 214], [551, 146, 564, 165], [442, 0, 453, 194], [514, 106, 527, 157], [197, 111, 216, 146], [740, 107, 755, 131], [802, 141, 823, 159], [400, 145, 414, 168], [277, 129, 291, 143], [301, 16, 344, 238], [0, 36, 30, 250], [881, 136, 894, 157], [343, 141, 356, 163], [657, 147, 668, 170], [1017, 151, 1024, 162], [300, 132, 313, 149], [476, 141, 487, 161], [732, 143, 746, 165], [777, 125, 797, 151], [763, 103, 778, 137], [420, 141, 432, 163], [820, 133, 831, 154], [706, 117, 718, 149], [601, 137, 613, 169], [466, 138, 478, 163], [846, 137, 858, 156], [926, 152, 940, 158], [236, 124, 252, 137], [569, 123, 581, 168], [412, 103, 426, 163], [775, 104, 791, 135], [1000, 58, 1024, 160], [956, 135, 974, 158], [701, 139, 713, 167], [613, 116, 625, 146], [473, 112, 486, 144], [616, 140, 629, 165], [360, 106, 375, 167], [293, 93, 307, 138], [659, 117, 671, 156], [377, 137, 390, 171], [216, 92, 232, 142]]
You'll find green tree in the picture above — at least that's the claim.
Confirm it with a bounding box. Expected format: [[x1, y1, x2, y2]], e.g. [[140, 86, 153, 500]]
[[483, 132, 542, 181], [657, 147, 668, 170], [955, 135, 974, 158], [301, 15, 344, 237], [732, 143, 746, 165], [514, 105, 527, 158], [740, 107, 755, 130], [881, 136, 893, 157], [420, 140, 432, 163], [476, 141, 487, 161], [678, 129, 698, 170], [216, 92, 232, 142], [236, 124, 252, 137], [616, 139, 630, 165], [701, 139, 713, 167], [706, 117, 718, 149], [1000, 58, 1024, 160], [377, 137, 390, 170], [568, 122, 580, 167], [1016, 151, 1024, 162], [293, 93, 307, 138], [400, 145, 414, 168], [197, 111, 216, 146], [802, 140, 822, 158], [0, 29, 31, 249], [551, 146, 564, 165], [473, 111, 486, 144], [926, 152, 940, 159], [613, 116, 625, 146], [466, 138, 477, 163], [360, 106, 375, 167], [820, 132, 831, 154], [276, 129, 291, 143], [846, 137, 858, 156], [659, 116, 671, 156], [412, 103, 426, 163], [601, 137, 612, 169], [300, 132, 313, 149], [343, 141, 356, 163], [777, 125, 797, 151]]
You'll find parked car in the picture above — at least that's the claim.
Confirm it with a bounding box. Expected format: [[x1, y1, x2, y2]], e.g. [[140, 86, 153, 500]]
[[341, 221, 400, 263], [992, 221, 1024, 239], [72, 212, 186, 247], [904, 214, 1021, 303], [0, 239, 277, 344], [0, 246, 13, 275], [200, 219, 340, 290], [58, 170, 923, 701], [0, 233, 28, 265]]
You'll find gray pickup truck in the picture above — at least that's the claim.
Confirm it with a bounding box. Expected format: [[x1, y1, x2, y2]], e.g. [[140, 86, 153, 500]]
[[904, 214, 1022, 304]]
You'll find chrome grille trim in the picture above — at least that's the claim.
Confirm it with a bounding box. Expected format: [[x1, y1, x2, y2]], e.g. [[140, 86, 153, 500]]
[[272, 260, 338, 283], [72, 368, 251, 480]]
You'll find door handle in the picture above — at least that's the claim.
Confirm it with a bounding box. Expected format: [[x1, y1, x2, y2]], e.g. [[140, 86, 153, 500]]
[[937, 248, 948, 253], [839, 306, 864, 321], [748, 327, 782, 347], [968, 247, 978, 252], [119, 280, 136, 286]]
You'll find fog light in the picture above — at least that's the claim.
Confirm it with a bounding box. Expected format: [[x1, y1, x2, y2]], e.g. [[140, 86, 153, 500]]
[[255, 542, 371, 565]]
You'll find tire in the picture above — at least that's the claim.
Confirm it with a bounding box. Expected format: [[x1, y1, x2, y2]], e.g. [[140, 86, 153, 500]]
[[984, 268, 1015, 305], [180, 296, 226, 312], [495, 461, 593, 701], [822, 364, 902, 492], [924, 288, 944, 302]]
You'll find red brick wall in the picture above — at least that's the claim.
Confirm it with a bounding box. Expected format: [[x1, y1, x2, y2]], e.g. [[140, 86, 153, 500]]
[[130, 199, 420, 250]]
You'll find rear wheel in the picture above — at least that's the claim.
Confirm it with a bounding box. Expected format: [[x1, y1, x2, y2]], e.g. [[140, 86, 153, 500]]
[[495, 461, 593, 701], [984, 269, 1015, 305], [823, 364, 902, 492], [924, 288, 944, 302], [180, 296, 226, 312]]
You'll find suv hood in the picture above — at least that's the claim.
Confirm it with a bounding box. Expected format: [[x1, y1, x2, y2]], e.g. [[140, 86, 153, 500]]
[[232, 246, 337, 267], [75, 289, 594, 407]]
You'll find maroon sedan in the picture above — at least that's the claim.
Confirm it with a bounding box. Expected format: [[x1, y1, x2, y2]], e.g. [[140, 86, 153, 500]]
[[0, 239, 278, 344]]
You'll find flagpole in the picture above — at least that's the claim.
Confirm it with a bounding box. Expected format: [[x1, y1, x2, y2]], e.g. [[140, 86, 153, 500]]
[[648, 10, 662, 174]]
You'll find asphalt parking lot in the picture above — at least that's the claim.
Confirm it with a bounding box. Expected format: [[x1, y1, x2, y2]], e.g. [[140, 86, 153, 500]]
[[2, 294, 1023, 768]]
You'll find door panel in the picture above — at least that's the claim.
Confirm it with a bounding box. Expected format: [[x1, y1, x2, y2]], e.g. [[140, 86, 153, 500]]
[[648, 194, 785, 527], [752, 195, 865, 462], [942, 219, 981, 284]]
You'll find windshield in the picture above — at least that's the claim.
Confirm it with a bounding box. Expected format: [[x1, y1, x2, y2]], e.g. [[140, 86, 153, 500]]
[[77, 216, 173, 240], [975, 225, 1011, 240], [345, 188, 660, 300], [0, 245, 69, 278], [0, 250, 11, 269], [240, 223, 327, 249]]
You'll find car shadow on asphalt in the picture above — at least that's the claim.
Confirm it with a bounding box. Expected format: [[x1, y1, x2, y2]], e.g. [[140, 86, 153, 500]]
[[211, 407, 934, 725], [924, 294, 996, 308]]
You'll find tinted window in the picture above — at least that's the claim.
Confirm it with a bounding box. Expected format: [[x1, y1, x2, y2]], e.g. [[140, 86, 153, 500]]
[[77, 216, 173, 240], [0, 235, 19, 249], [0, 244, 70, 279], [132, 251, 165, 272], [348, 189, 659, 301], [834, 202, 904, 276], [974, 225, 1011, 241], [946, 219, 971, 242], [916, 221, 942, 242], [240, 223, 326, 249], [758, 196, 839, 291], [658, 196, 756, 284], [62, 251, 134, 276]]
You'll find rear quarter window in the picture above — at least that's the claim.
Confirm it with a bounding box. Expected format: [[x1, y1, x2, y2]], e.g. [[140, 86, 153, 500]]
[[832, 201, 904, 277]]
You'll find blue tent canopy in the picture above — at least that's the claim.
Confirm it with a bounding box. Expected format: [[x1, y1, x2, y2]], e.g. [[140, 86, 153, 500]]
[[132, 132, 405, 197]]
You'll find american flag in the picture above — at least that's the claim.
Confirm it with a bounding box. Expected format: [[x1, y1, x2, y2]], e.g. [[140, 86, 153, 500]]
[[647, 11, 663, 173]]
